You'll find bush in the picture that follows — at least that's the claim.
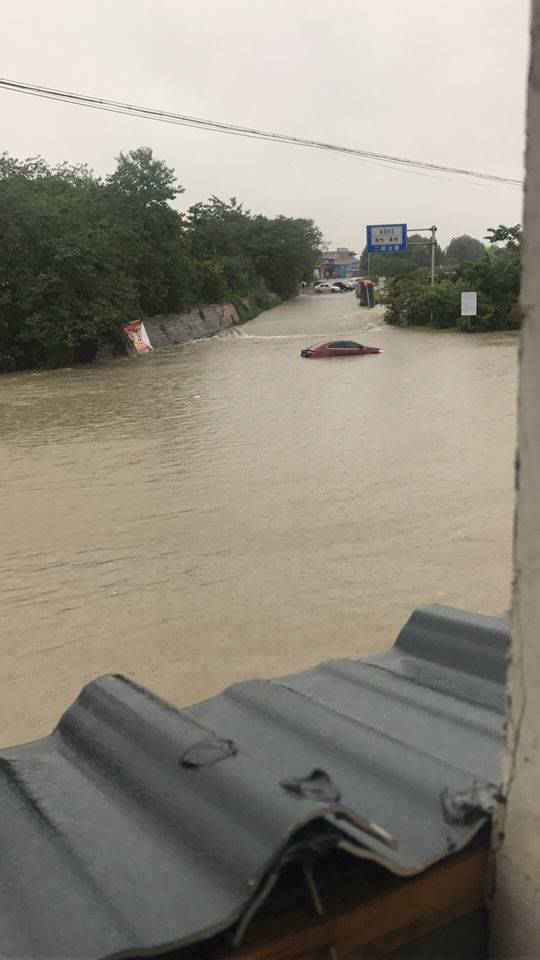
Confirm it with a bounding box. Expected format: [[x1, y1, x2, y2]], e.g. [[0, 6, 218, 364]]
[[381, 274, 432, 327], [456, 293, 496, 331], [382, 235, 521, 334], [230, 287, 280, 324], [426, 280, 462, 328], [458, 246, 520, 330]]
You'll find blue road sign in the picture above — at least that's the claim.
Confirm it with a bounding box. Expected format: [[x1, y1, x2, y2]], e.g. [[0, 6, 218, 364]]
[[367, 223, 407, 254]]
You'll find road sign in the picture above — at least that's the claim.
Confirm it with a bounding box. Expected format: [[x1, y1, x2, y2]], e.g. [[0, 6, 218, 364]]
[[461, 291, 477, 316], [367, 223, 407, 253]]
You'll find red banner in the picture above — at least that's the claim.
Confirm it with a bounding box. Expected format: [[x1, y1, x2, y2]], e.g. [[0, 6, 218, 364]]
[[125, 320, 153, 354]]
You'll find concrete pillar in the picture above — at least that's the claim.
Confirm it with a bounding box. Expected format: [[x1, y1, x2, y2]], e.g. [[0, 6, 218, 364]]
[[494, 4, 540, 954]]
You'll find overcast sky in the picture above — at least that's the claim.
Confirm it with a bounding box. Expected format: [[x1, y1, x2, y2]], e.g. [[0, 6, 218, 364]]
[[1, 0, 529, 249]]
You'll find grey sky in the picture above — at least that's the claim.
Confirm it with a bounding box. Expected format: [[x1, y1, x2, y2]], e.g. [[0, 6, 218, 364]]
[[1, 0, 528, 249]]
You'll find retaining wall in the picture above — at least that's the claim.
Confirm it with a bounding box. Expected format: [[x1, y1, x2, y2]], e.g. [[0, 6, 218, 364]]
[[143, 302, 240, 350]]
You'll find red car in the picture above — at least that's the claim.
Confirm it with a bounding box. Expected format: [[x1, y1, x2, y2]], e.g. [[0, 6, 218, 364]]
[[301, 340, 381, 358]]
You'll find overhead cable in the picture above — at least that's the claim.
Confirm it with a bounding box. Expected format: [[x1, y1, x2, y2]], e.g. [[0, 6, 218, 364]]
[[0, 76, 524, 187]]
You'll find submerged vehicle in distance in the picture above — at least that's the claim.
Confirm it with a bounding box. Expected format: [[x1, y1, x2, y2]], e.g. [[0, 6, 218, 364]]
[[313, 281, 342, 294], [301, 340, 381, 358]]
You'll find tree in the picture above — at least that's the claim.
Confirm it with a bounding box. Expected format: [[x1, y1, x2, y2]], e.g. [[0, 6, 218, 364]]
[[247, 215, 322, 298], [106, 148, 196, 314], [0, 154, 137, 371], [445, 235, 485, 266], [359, 234, 443, 277], [381, 222, 522, 334], [0, 148, 323, 372], [185, 199, 321, 300], [186, 196, 251, 260], [107, 147, 182, 207], [458, 246, 520, 328], [485, 223, 522, 249]]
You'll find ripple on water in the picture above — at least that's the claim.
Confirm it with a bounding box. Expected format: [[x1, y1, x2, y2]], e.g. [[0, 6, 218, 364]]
[[0, 297, 518, 745]]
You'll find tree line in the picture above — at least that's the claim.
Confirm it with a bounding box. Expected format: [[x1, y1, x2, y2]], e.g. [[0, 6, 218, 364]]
[[0, 147, 322, 372], [359, 233, 487, 278], [374, 226, 521, 332]]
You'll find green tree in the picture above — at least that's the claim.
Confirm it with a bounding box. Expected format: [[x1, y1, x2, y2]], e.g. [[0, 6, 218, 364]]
[[0, 155, 137, 371], [359, 234, 443, 277], [107, 147, 181, 206], [485, 223, 522, 249], [458, 247, 520, 328], [187, 196, 251, 260], [381, 222, 522, 333], [0, 148, 323, 372], [106, 147, 197, 314], [185, 198, 321, 299], [248, 215, 322, 298], [445, 234, 485, 266], [185, 197, 256, 300]]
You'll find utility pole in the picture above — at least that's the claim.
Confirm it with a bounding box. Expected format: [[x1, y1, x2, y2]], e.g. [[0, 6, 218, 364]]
[[408, 225, 438, 322], [407, 227, 437, 284]]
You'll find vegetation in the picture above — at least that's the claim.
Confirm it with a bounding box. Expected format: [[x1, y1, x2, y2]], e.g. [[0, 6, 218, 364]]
[[0, 148, 321, 372], [359, 234, 444, 278], [185, 196, 321, 301], [360, 232, 489, 278], [445, 234, 486, 267], [381, 224, 521, 332]]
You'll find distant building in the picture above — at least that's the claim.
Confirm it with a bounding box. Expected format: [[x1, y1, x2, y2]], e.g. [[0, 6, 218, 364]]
[[321, 247, 360, 279]]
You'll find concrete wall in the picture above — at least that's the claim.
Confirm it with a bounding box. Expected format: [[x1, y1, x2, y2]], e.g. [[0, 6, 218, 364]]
[[143, 302, 240, 350], [493, 4, 540, 954]]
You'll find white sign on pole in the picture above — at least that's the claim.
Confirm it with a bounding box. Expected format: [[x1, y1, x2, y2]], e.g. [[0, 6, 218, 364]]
[[461, 291, 477, 316]]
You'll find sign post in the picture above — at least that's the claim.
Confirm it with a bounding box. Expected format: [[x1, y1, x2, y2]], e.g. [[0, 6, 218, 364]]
[[406, 226, 438, 285], [461, 291, 477, 327], [430, 225, 437, 286], [366, 223, 407, 255], [366, 221, 438, 320], [367, 224, 438, 284]]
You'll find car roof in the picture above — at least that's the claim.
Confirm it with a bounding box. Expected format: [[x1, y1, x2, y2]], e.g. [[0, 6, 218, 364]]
[[308, 341, 361, 349]]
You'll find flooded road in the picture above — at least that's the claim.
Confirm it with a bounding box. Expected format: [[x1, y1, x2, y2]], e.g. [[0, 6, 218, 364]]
[[0, 293, 517, 746]]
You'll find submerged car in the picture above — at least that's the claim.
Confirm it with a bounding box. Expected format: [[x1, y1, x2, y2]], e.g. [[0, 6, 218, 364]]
[[314, 281, 341, 294], [301, 340, 381, 358]]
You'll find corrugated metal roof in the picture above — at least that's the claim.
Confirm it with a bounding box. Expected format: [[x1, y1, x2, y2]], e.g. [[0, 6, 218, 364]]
[[0, 604, 507, 959]]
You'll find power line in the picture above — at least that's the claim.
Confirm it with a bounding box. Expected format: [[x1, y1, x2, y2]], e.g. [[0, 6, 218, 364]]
[[346, 152, 520, 189], [0, 76, 524, 188]]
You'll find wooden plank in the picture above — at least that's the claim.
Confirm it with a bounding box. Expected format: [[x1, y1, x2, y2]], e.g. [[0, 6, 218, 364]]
[[230, 845, 488, 960]]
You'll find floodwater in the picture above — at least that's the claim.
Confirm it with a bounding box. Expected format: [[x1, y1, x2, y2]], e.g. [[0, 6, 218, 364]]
[[0, 294, 517, 746]]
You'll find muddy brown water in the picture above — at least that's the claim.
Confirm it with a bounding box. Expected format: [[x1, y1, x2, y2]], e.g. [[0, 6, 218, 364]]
[[0, 295, 517, 746]]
